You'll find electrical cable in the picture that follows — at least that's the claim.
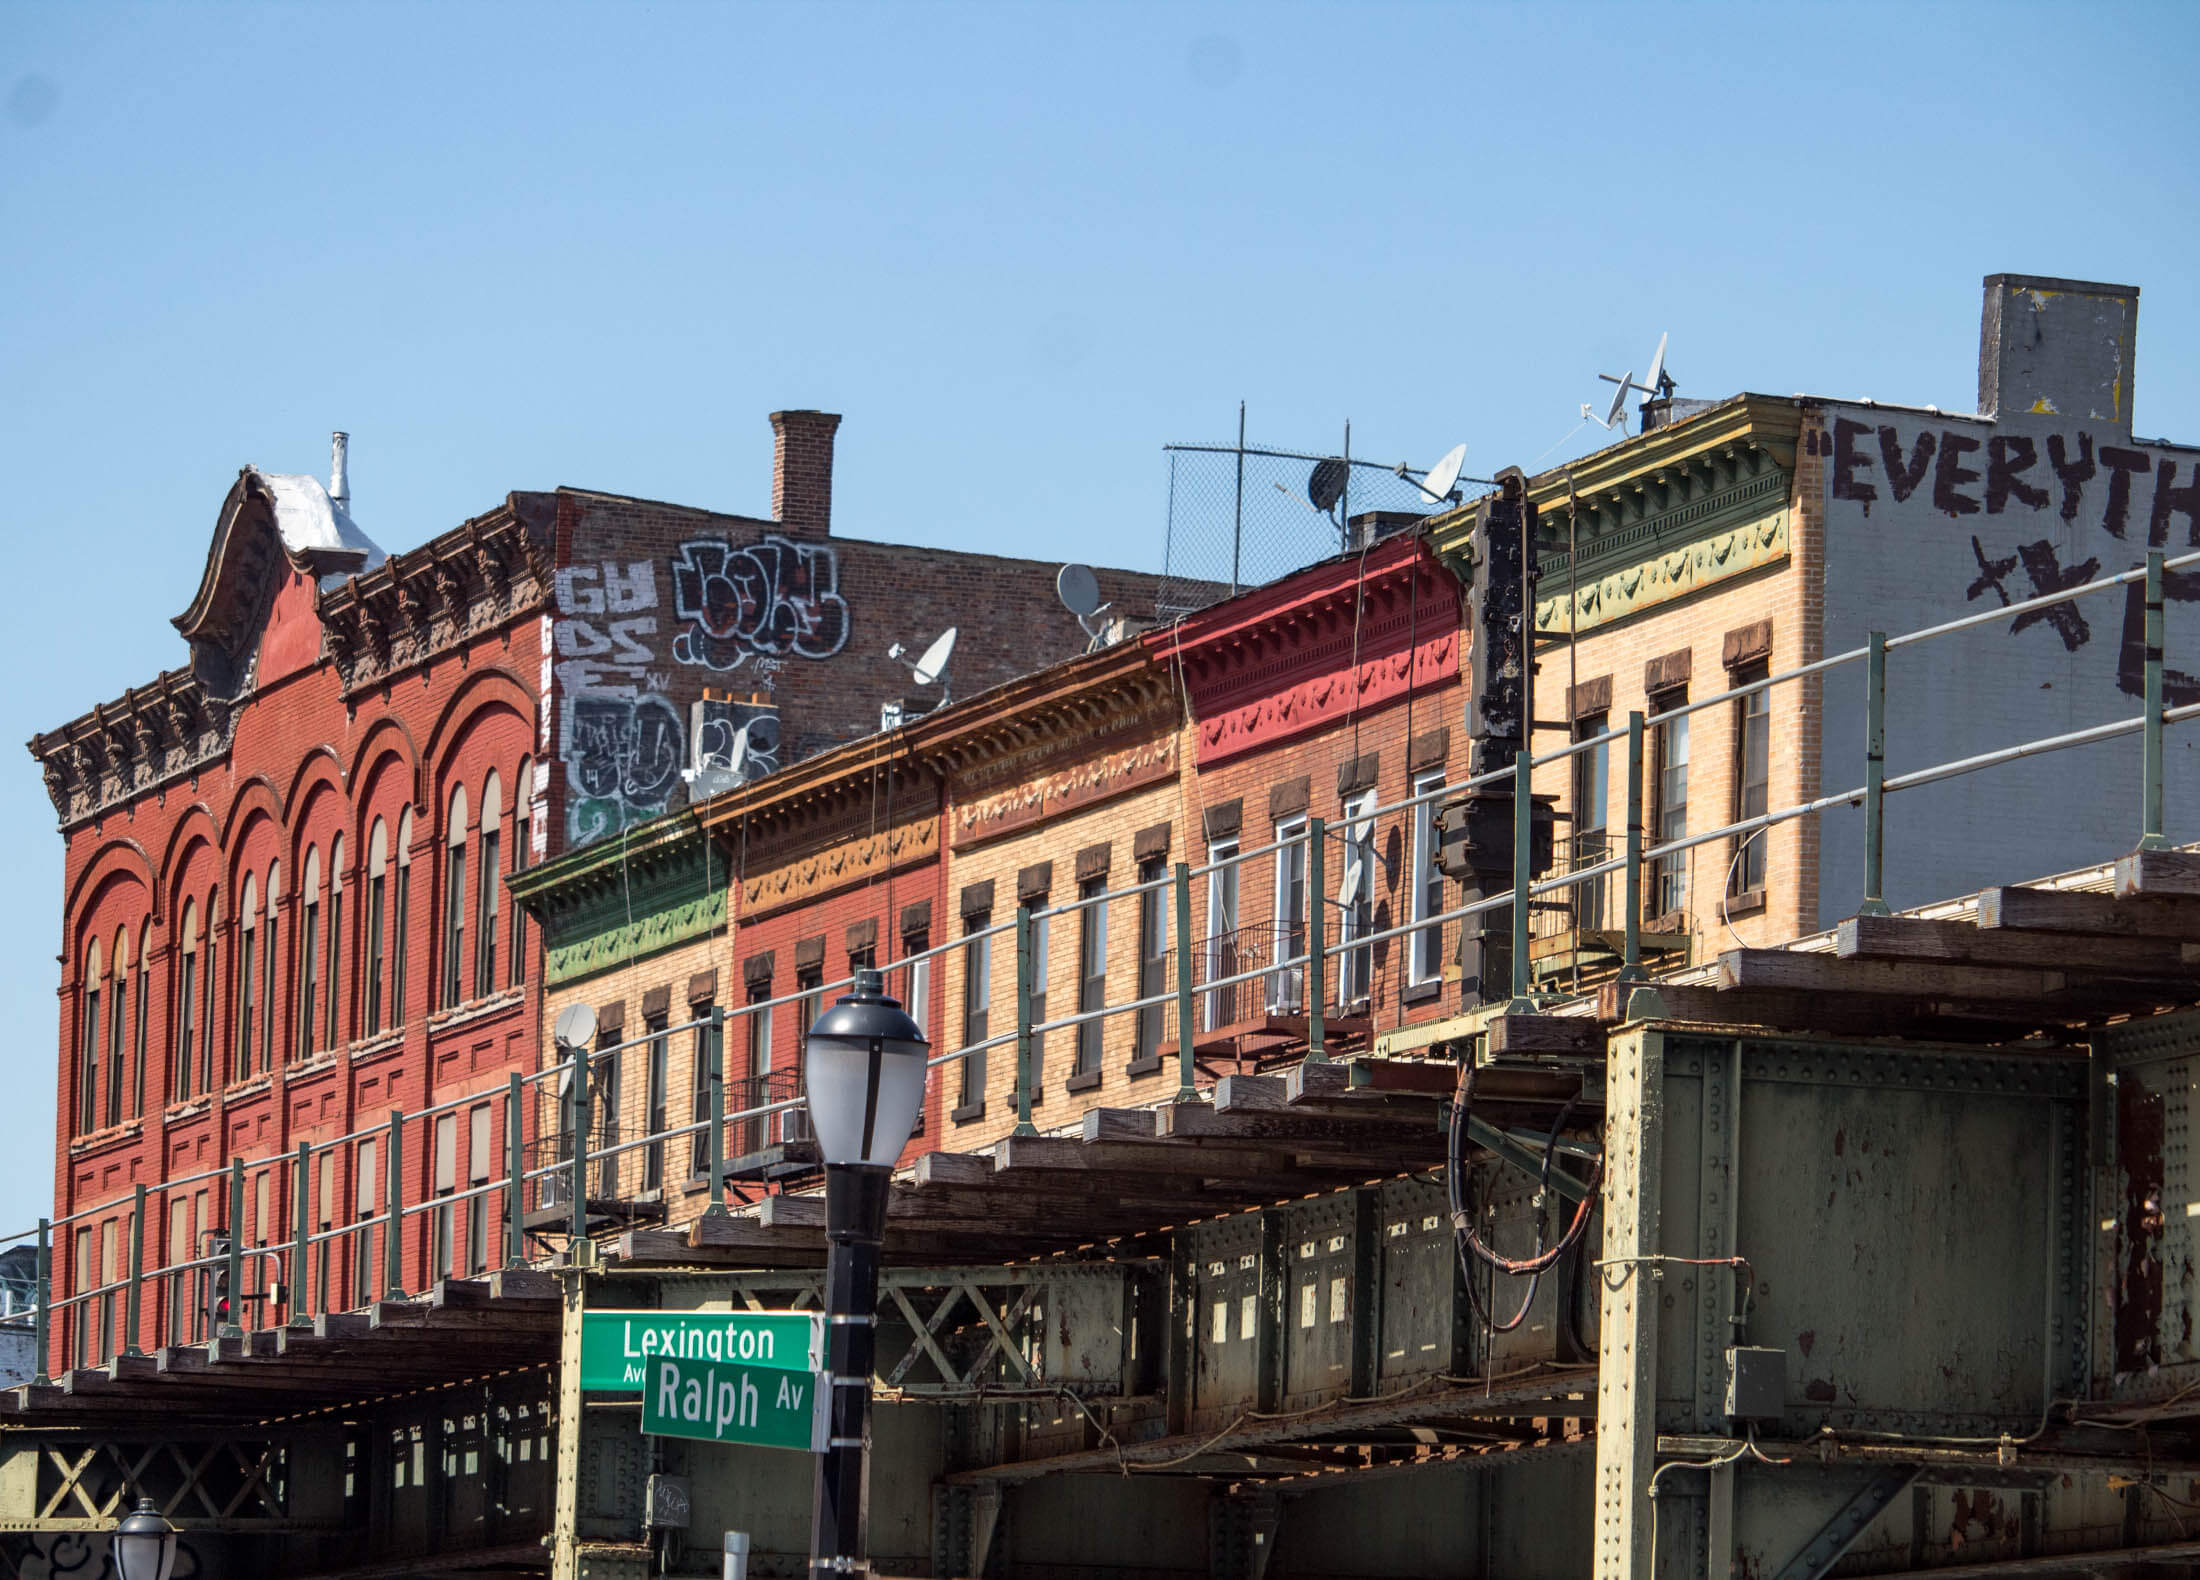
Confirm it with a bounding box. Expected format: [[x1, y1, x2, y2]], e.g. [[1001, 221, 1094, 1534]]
[[1451, 1058, 1604, 1276]]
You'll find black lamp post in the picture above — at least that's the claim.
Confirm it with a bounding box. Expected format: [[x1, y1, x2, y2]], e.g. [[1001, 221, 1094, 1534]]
[[112, 1497, 178, 1580], [802, 968, 930, 1579]]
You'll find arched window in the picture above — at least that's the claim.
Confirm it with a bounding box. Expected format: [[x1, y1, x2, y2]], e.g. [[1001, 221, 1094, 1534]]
[[236, 875, 259, 1084], [393, 805, 413, 1025], [133, 921, 151, 1118], [441, 785, 469, 1009], [77, 937, 102, 1134], [326, 834, 345, 1052], [476, 772, 502, 996], [298, 847, 322, 1059], [366, 821, 388, 1035], [262, 861, 282, 1072], [175, 902, 199, 1101], [106, 928, 129, 1128], [393, 809, 414, 1026], [510, 760, 533, 988]]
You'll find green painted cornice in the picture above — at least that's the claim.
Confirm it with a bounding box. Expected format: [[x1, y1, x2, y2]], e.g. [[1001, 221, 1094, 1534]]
[[1427, 395, 1802, 581], [507, 808, 728, 950], [543, 886, 726, 987]]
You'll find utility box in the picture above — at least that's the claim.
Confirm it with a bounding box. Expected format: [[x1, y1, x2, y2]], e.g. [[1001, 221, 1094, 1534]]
[[1435, 789, 1555, 884], [1374, 1177, 1478, 1391], [1181, 1212, 1275, 1434], [644, 1473, 691, 1529], [1725, 1346, 1787, 1422], [1277, 1188, 1376, 1410]]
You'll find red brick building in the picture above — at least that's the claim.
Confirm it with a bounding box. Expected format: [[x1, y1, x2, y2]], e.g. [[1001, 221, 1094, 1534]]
[[28, 412, 1187, 1366]]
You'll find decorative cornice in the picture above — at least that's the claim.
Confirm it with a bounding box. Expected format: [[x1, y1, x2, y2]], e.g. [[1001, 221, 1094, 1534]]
[[950, 729, 1176, 851], [509, 810, 726, 941], [1535, 510, 1790, 639], [316, 499, 553, 696], [26, 666, 232, 829], [546, 888, 727, 987], [742, 811, 939, 919], [1194, 629, 1457, 765]]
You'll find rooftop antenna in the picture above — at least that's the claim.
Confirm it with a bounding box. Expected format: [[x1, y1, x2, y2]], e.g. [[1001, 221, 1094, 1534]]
[[886, 626, 958, 710], [1399, 442, 1469, 507], [1584, 332, 1675, 432], [1057, 563, 1113, 650], [552, 1002, 598, 1100]]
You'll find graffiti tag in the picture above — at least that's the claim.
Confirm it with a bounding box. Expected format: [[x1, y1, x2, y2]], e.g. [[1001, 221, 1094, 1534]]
[[562, 694, 685, 845], [669, 535, 850, 670]]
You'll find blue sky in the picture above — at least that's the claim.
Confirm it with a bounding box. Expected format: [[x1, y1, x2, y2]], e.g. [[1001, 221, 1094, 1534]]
[[3, 1, 2196, 1228]]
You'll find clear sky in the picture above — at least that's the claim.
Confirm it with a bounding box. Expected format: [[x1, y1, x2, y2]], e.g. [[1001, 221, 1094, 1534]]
[[3, 1, 2196, 1229]]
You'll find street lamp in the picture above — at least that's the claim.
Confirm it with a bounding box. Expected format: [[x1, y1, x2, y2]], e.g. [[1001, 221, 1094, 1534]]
[[802, 967, 930, 1579], [112, 1497, 178, 1580]]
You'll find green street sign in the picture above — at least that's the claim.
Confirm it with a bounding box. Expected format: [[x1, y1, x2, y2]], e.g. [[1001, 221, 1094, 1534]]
[[580, 1309, 822, 1392], [643, 1353, 829, 1453]]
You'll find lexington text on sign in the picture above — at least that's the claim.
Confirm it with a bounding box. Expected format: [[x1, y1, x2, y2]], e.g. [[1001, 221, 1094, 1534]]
[[580, 1309, 822, 1391]]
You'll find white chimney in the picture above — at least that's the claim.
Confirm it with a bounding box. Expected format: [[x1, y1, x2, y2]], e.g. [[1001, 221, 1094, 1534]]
[[329, 431, 350, 509]]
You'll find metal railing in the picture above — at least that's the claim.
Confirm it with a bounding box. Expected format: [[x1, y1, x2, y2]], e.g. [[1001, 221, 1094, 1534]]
[[17, 549, 2200, 1380]]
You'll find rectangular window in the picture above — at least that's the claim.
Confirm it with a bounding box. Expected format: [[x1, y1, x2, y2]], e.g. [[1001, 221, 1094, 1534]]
[[1731, 668, 1770, 896], [202, 936, 219, 1091], [254, 1170, 270, 1249], [901, 944, 932, 1043], [366, 873, 386, 1035], [1203, 839, 1240, 1032], [689, 1012, 715, 1182], [467, 1104, 492, 1275], [1075, 878, 1107, 1076], [442, 841, 467, 1008], [960, 916, 990, 1111], [476, 826, 500, 998], [433, 1113, 457, 1282], [1134, 858, 1167, 1062], [747, 990, 778, 1151], [355, 1138, 379, 1305], [99, 1218, 116, 1362], [261, 909, 278, 1071], [106, 973, 126, 1128], [391, 864, 410, 1025], [1337, 794, 1377, 1007], [1271, 819, 1308, 1013], [133, 956, 148, 1118], [175, 949, 197, 1102], [1572, 717, 1611, 932], [509, 801, 530, 988], [1651, 694, 1691, 919], [315, 1150, 334, 1315], [325, 884, 342, 1052], [594, 1037, 622, 1199], [72, 1227, 90, 1368], [235, 927, 255, 1084], [1408, 772, 1448, 986], [643, 1018, 668, 1194], [792, 972, 820, 1145], [300, 898, 320, 1058], [1027, 908, 1050, 1087], [167, 1200, 191, 1346]]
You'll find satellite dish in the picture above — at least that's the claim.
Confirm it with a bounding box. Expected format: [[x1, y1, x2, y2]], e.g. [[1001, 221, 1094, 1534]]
[[1057, 564, 1101, 618], [1414, 443, 1468, 505], [1644, 332, 1669, 399], [1308, 458, 1348, 515], [912, 627, 958, 687], [553, 1002, 598, 1051], [1603, 373, 1632, 431]]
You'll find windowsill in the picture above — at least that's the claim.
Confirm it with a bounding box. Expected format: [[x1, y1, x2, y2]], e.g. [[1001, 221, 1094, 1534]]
[[67, 1119, 143, 1159], [349, 1030, 406, 1065], [1064, 1070, 1102, 1095], [1400, 979, 1443, 1007], [951, 1100, 987, 1126], [223, 1073, 273, 1102], [164, 1097, 211, 1124], [1125, 1054, 1164, 1080], [1723, 888, 1767, 920], [427, 986, 525, 1034], [1644, 909, 1691, 935], [288, 1051, 340, 1082]]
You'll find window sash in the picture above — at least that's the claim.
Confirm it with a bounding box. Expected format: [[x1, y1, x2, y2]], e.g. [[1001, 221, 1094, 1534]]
[[1272, 822, 1307, 1013], [1407, 773, 1447, 985]]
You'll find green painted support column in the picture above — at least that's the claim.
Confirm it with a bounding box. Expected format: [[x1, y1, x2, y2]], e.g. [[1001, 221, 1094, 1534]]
[[1173, 863, 1197, 1104], [225, 1159, 246, 1336], [1509, 748, 1534, 1008], [505, 1072, 526, 1267], [1013, 906, 1037, 1137], [2143, 550, 2169, 850], [124, 1183, 145, 1354], [32, 1218, 48, 1383], [383, 1110, 404, 1300], [705, 1005, 728, 1218], [567, 1052, 589, 1248], [1860, 630, 1891, 916], [1306, 819, 1327, 1061], [1619, 712, 1647, 983]]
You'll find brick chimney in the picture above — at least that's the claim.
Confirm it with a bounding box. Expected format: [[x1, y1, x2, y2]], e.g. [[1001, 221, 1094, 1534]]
[[1978, 274, 2139, 435], [769, 409, 842, 538]]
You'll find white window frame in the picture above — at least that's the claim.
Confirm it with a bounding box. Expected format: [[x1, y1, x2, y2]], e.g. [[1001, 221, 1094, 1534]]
[[1270, 818, 1308, 1014], [1203, 838, 1240, 1032], [1336, 792, 1377, 1007], [1407, 771, 1446, 987]]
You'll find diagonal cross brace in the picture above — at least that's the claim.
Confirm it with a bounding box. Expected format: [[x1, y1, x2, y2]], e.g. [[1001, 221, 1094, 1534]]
[[884, 1284, 966, 1389], [1770, 1466, 1919, 1580]]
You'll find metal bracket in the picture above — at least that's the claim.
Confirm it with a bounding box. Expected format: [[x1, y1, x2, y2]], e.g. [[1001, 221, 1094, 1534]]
[[1768, 1466, 1919, 1580]]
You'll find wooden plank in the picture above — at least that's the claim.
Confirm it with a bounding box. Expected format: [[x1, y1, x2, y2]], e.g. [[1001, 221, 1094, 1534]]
[[1596, 981, 2058, 1044], [1080, 1107, 1161, 1142], [1214, 1075, 1288, 1113], [1152, 1103, 1445, 1146], [1486, 1014, 1601, 1057], [1838, 913, 2195, 975], [993, 1133, 1396, 1182], [1284, 1061, 1352, 1103], [1977, 885, 2200, 937], [2119, 848, 2200, 898], [911, 1151, 994, 1188], [1717, 948, 2062, 999]]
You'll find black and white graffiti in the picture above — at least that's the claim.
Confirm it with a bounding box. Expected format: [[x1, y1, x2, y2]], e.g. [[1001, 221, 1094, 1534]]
[[562, 694, 685, 847], [668, 535, 850, 671], [685, 696, 781, 797]]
